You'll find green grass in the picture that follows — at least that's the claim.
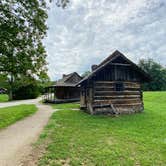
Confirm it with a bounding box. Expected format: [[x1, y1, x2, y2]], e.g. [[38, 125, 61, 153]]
[[0, 94, 9, 102], [38, 92, 166, 166], [0, 104, 37, 129], [51, 102, 80, 110]]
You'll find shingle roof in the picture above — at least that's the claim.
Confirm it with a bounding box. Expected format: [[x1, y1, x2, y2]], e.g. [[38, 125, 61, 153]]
[[51, 72, 82, 87]]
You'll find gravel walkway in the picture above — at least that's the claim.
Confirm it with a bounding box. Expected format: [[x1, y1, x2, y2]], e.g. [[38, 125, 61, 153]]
[[0, 97, 42, 108], [0, 100, 55, 166]]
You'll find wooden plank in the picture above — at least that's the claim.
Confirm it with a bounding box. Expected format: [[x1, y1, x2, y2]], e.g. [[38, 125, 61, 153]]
[[125, 87, 140, 90], [94, 87, 114, 91], [114, 103, 143, 106], [110, 63, 131, 66], [94, 81, 115, 84], [124, 82, 140, 86], [95, 87, 141, 91], [95, 91, 140, 96], [125, 85, 140, 88], [93, 104, 111, 108], [94, 99, 141, 105], [94, 83, 114, 87], [94, 86, 114, 88], [124, 88, 141, 91], [94, 95, 140, 100], [93, 102, 142, 107], [95, 81, 140, 85]]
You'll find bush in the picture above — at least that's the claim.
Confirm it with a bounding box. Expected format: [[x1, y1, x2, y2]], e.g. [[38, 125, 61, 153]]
[[13, 84, 40, 100]]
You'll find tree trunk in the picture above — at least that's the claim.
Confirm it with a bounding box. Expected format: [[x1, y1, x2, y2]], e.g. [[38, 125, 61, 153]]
[[8, 73, 14, 101], [9, 88, 13, 101]]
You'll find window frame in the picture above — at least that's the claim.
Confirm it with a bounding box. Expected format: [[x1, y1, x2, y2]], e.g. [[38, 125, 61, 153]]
[[114, 82, 124, 92]]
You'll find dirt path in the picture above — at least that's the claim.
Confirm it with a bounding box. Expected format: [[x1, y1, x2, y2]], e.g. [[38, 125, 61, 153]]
[[0, 103, 55, 166], [0, 97, 42, 108]]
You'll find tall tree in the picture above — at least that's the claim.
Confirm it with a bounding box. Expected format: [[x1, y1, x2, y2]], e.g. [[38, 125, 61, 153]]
[[0, 0, 69, 100], [138, 59, 166, 91], [0, 0, 49, 100]]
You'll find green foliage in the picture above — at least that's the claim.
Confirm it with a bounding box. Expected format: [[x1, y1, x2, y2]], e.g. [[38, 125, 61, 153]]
[[0, 104, 37, 129], [0, 0, 69, 100], [0, 0, 48, 74], [38, 92, 166, 166], [138, 59, 166, 91], [0, 94, 9, 102], [0, 74, 9, 89], [56, 0, 70, 8], [10, 75, 41, 99], [81, 71, 91, 77], [0, 0, 49, 100], [13, 83, 40, 100]]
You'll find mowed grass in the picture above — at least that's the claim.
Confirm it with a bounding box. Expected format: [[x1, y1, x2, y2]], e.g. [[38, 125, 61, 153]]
[[51, 102, 80, 110], [0, 94, 9, 102], [0, 104, 37, 129], [38, 92, 166, 166]]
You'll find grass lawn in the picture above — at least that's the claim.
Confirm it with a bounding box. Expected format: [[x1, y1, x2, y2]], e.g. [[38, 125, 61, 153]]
[[0, 94, 9, 102], [51, 102, 80, 110], [0, 104, 37, 129], [38, 92, 166, 166]]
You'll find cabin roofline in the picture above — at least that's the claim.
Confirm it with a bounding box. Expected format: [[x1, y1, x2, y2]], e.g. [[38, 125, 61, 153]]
[[77, 50, 151, 86]]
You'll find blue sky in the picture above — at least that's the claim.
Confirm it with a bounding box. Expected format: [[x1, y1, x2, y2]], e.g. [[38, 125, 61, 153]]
[[44, 0, 166, 80]]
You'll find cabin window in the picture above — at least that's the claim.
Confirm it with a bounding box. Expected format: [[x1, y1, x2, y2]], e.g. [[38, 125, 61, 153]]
[[115, 82, 124, 91]]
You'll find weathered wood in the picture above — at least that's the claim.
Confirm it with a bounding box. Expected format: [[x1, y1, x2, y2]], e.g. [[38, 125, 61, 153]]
[[95, 91, 141, 96], [94, 81, 140, 86], [110, 104, 119, 114], [94, 95, 140, 99], [109, 63, 131, 66], [125, 88, 141, 91], [113, 103, 143, 107], [93, 102, 142, 107], [95, 81, 140, 84], [77, 51, 149, 114], [94, 99, 141, 105], [44, 72, 82, 103], [94, 87, 114, 91]]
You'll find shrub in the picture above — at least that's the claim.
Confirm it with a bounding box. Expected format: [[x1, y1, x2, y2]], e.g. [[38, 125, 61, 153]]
[[13, 84, 40, 100]]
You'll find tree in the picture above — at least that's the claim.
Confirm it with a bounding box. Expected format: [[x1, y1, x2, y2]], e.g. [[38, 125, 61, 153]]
[[0, 0, 69, 100], [56, 0, 69, 8], [138, 59, 166, 91], [0, 0, 49, 100], [0, 73, 9, 90], [81, 71, 91, 78]]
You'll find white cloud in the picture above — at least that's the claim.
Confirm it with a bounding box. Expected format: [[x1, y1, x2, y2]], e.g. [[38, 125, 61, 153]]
[[44, 0, 166, 80]]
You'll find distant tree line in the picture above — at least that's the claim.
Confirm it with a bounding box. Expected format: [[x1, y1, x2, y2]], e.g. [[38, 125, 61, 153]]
[[138, 59, 166, 91]]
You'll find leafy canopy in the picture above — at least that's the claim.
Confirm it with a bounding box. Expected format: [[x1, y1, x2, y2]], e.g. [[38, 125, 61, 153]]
[[0, 0, 48, 78], [138, 59, 166, 91], [0, 0, 69, 99]]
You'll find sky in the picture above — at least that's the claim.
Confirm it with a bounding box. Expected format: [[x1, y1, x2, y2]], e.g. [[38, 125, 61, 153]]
[[44, 0, 166, 80]]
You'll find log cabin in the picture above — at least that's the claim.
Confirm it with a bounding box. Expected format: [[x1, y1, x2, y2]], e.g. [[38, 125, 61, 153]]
[[44, 72, 82, 103], [77, 50, 151, 115]]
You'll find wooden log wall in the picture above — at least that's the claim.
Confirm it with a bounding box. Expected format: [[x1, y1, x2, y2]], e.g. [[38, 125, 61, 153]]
[[93, 65, 142, 82], [92, 81, 143, 114], [80, 87, 86, 108]]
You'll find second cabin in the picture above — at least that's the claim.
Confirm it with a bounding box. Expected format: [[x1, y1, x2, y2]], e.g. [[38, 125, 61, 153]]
[[77, 50, 151, 115], [44, 72, 82, 103]]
